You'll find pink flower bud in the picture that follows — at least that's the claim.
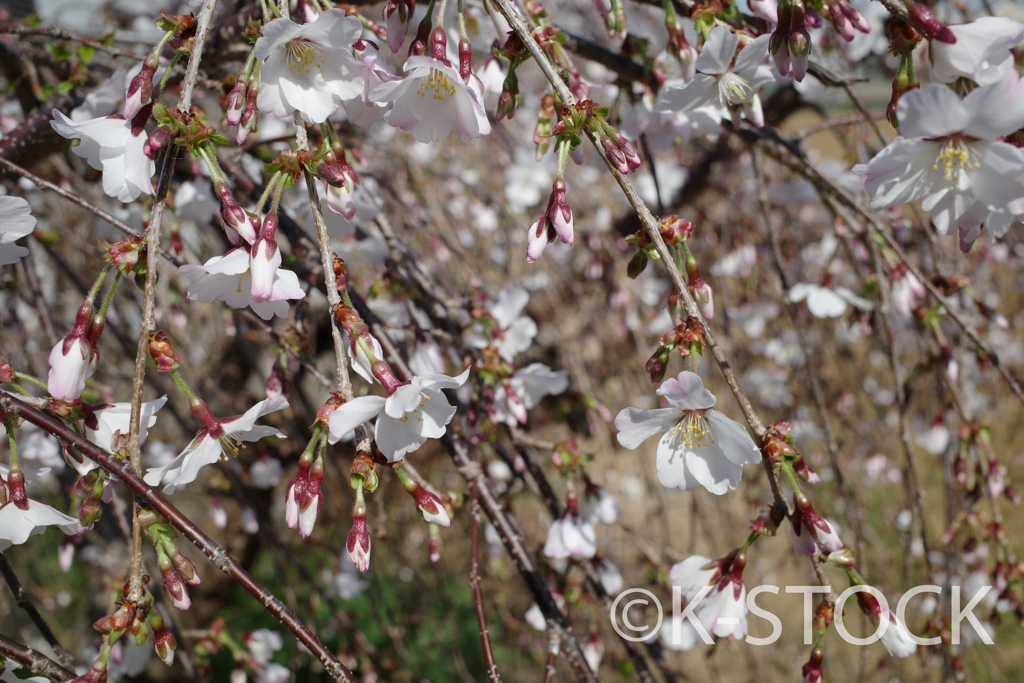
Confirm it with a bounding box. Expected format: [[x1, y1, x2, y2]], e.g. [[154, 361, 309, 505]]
[[749, 0, 778, 23], [347, 509, 371, 572], [458, 38, 472, 82], [526, 215, 551, 263], [124, 62, 156, 120], [144, 126, 171, 160], [906, 3, 956, 43], [225, 79, 246, 126], [546, 179, 574, 245]]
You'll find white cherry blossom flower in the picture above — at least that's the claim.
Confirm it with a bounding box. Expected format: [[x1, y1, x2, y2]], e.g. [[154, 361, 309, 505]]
[[491, 362, 569, 425], [0, 196, 36, 266], [50, 110, 154, 203], [915, 418, 949, 455], [857, 589, 917, 658], [327, 369, 470, 461], [789, 282, 873, 318], [254, 10, 365, 124], [75, 396, 168, 475], [929, 17, 1024, 86], [595, 558, 623, 594], [144, 396, 289, 493], [47, 332, 96, 402], [0, 498, 78, 552], [583, 487, 620, 525], [670, 555, 719, 601], [543, 513, 597, 560], [370, 55, 491, 143], [466, 285, 538, 362], [658, 27, 776, 128], [614, 372, 760, 495], [852, 72, 1024, 242], [670, 553, 748, 638], [179, 248, 306, 321]]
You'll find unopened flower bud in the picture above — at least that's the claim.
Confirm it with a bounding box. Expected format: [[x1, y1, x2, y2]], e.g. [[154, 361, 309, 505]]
[[645, 345, 671, 382], [627, 249, 648, 279], [149, 331, 180, 372], [225, 78, 246, 126], [150, 611, 177, 666], [105, 235, 145, 274], [0, 360, 12, 383], [145, 125, 171, 160], [347, 503, 371, 572], [458, 38, 472, 81], [124, 61, 156, 120], [906, 3, 956, 43]]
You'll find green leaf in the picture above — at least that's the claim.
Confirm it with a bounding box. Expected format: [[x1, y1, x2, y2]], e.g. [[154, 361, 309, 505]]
[[77, 45, 95, 63]]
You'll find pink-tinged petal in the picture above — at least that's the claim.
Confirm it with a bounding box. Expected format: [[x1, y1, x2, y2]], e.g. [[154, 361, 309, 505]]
[[250, 240, 281, 303], [897, 85, 971, 139], [695, 27, 738, 75], [47, 338, 94, 400], [929, 17, 1024, 86], [657, 371, 717, 411], [961, 70, 1024, 140], [855, 137, 942, 210], [971, 142, 1024, 216], [614, 407, 679, 449], [327, 395, 386, 444]]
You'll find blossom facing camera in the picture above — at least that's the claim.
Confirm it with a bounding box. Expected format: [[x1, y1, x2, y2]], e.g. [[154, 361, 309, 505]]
[[614, 371, 761, 494], [254, 10, 366, 124]]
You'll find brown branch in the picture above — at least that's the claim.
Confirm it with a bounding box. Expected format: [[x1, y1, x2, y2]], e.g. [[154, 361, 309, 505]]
[[0, 633, 75, 682], [470, 479, 502, 683], [0, 25, 139, 59], [0, 391, 361, 683], [0, 553, 74, 668]]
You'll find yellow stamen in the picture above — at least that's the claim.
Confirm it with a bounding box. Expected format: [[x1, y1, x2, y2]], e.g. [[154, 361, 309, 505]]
[[286, 39, 326, 75], [932, 138, 980, 182], [669, 411, 715, 449], [717, 72, 751, 107], [415, 69, 458, 101]]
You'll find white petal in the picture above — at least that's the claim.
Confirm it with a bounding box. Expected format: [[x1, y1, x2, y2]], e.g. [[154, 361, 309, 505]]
[[327, 395, 386, 444], [614, 407, 679, 449], [656, 372, 717, 411]]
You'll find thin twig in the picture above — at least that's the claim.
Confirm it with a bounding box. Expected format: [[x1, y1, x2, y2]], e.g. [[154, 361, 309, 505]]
[[0, 391, 361, 683], [126, 0, 218, 607], [470, 479, 502, 683], [0, 25, 139, 59], [0, 553, 75, 668]]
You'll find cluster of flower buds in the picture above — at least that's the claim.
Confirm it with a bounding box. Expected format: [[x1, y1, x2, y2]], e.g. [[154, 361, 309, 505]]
[[103, 234, 146, 278], [394, 462, 452, 526], [74, 467, 108, 528], [602, 0, 626, 40], [626, 215, 693, 278], [825, 0, 869, 42], [142, 509, 201, 611], [526, 178, 574, 263], [664, 1, 698, 82], [48, 299, 103, 401], [226, 63, 260, 146], [646, 316, 708, 381], [75, 602, 137, 683], [770, 0, 811, 81], [601, 132, 641, 175], [285, 424, 327, 538], [791, 493, 844, 556], [762, 420, 799, 467]]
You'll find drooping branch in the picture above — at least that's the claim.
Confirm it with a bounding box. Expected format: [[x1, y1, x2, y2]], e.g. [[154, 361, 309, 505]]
[[0, 553, 74, 668], [0, 633, 75, 683], [0, 391, 362, 683]]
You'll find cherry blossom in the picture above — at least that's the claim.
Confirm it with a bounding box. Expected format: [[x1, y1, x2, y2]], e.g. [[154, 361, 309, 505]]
[[791, 496, 844, 556], [929, 17, 1024, 86], [370, 32, 491, 144], [179, 248, 306, 321], [614, 372, 760, 495], [857, 589, 917, 657], [852, 72, 1024, 247], [466, 285, 538, 362], [670, 551, 749, 638], [254, 9, 365, 124], [543, 512, 597, 560], [491, 363, 569, 425], [50, 110, 154, 203], [68, 397, 169, 476], [788, 282, 873, 318], [0, 196, 35, 266], [144, 396, 289, 493], [0, 474, 79, 552], [659, 27, 776, 128], [326, 369, 470, 460]]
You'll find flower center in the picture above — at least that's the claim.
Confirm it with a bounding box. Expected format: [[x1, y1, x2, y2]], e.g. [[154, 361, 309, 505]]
[[286, 39, 326, 75], [398, 394, 430, 423], [717, 72, 751, 106], [670, 411, 714, 449], [219, 433, 245, 460], [933, 137, 980, 183], [415, 69, 458, 101]]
